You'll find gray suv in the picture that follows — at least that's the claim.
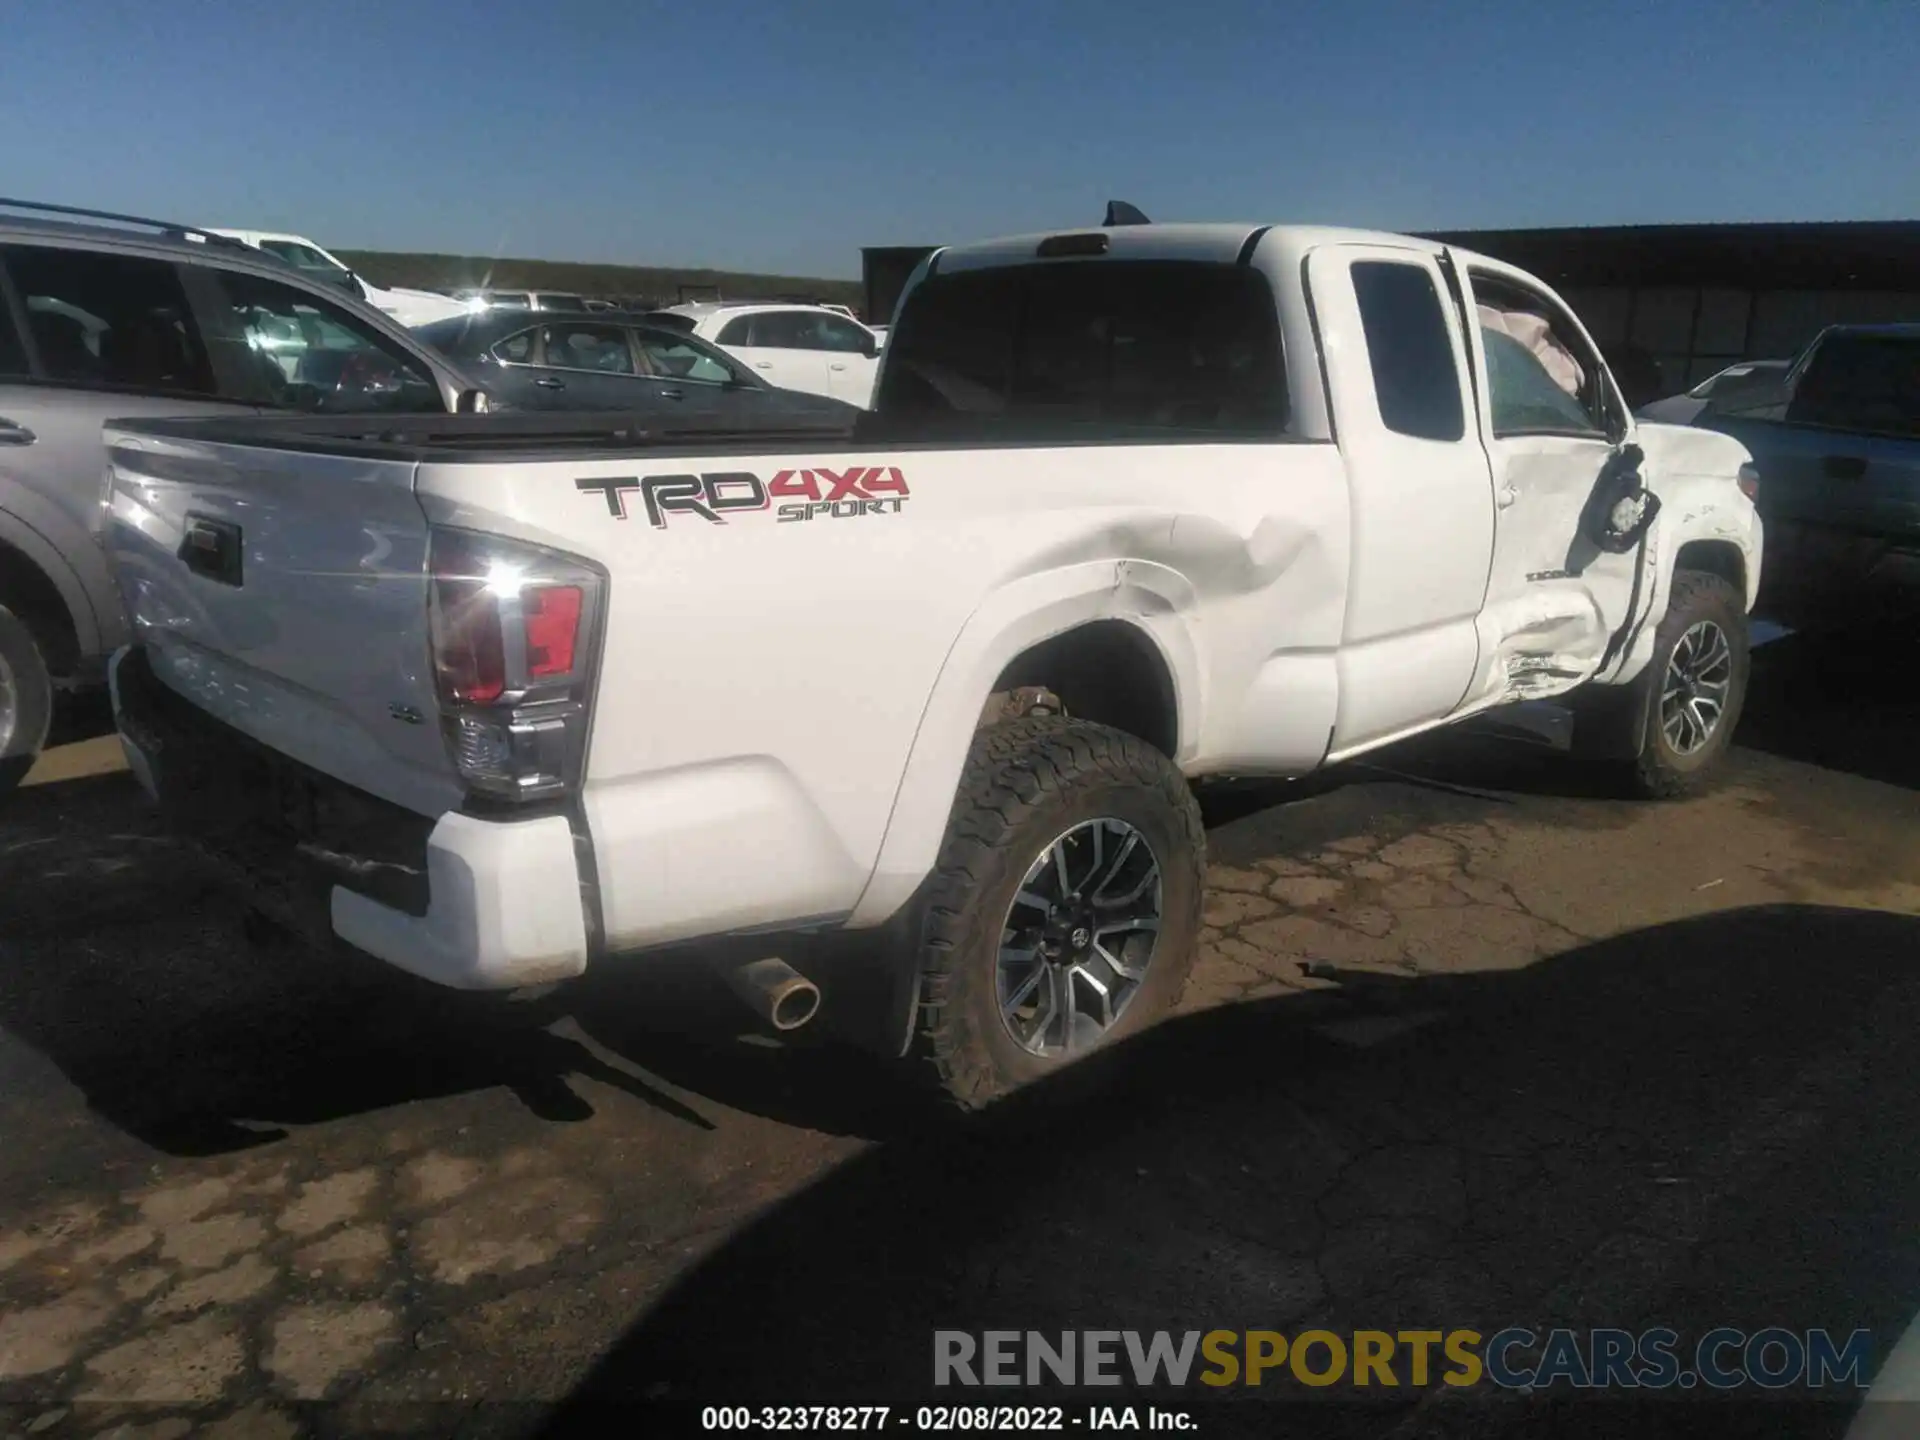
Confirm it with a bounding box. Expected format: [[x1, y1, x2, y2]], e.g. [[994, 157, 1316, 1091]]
[[0, 200, 485, 796]]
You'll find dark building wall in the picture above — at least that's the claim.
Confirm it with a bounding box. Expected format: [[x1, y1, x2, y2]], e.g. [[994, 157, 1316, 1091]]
[[862, 222, 1920, 401], [862, 246, 939, 327], [1429, 221, 1920, 399]]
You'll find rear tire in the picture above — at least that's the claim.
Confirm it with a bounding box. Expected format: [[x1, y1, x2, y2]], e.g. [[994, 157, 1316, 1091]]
[[0, 603, 53, 801], [910, 717, 1204, 1110], [1621, 569, 1750, 799]]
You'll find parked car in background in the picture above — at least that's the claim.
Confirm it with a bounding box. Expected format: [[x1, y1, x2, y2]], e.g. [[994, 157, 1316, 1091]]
[[1689, 325, 1919, 624], [0, 201, 487, 797], [414, 309, 860, 426], [206, 228, 469, 329], [1639, 358, 1792, 424], [658, 301, 885, 408], [105, 214, 1758, 1106], [453, 289, 593, 314]]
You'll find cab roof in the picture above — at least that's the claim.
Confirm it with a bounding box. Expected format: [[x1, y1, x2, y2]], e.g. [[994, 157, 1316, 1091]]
[[929, 222, 1474, 274]]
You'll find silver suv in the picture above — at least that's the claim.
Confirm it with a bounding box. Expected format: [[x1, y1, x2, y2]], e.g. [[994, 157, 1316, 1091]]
[[0, 199, 485, 796]]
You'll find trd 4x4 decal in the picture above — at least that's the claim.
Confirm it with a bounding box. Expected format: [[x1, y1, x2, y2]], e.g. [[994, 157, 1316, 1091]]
[[576, 466, 909, 529]]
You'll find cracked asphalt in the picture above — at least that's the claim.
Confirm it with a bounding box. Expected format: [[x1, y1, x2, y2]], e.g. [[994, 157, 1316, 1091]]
[[1, 616, 1916, 1439]]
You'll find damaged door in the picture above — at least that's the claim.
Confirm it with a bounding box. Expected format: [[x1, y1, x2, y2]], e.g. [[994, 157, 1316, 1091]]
[[1450, 253, 1644, 707]]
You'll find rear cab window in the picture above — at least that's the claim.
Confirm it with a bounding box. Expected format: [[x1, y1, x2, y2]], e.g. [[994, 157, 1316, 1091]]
[[1, 244, 216, 396], [870, 260, 1288, 440], [1782, 333, 1920, 439]]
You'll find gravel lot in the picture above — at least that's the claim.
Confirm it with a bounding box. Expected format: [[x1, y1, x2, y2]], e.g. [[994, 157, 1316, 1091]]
[[1, 616, 1916, 1438]]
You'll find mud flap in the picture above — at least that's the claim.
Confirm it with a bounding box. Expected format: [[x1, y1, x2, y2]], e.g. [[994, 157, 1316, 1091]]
[[1569, 666, 1655, 761], [795, 884, 930, 1059]]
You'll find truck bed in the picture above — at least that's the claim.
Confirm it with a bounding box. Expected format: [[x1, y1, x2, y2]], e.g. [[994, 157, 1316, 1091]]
[[107, 411, 866, 463], [105, 410, 1302, 462]]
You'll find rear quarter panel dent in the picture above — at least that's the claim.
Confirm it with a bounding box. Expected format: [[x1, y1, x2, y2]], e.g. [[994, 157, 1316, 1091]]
[[845, 563, 1205, 928]]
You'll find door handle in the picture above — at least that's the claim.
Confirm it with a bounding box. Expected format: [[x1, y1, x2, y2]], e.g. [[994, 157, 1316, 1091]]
[[532, 376, 566, 389], [829, 363, 847, 372], [1496, 486, 1518, 509], [1823, 454, 1868, 481], [0, 418, 35, 446], [657, 388, 685, 401], [754, 362, 774, 370]]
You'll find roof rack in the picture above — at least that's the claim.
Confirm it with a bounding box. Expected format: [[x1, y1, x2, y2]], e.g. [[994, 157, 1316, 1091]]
[[0, 196, 250, 249]]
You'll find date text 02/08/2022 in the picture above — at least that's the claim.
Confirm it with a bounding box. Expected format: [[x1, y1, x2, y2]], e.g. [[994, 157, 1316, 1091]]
[[700, 1404, 1193, 1431]]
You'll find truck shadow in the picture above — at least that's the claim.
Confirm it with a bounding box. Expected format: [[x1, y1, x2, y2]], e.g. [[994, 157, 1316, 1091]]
[[0, 774, 712, 1161], [1735, 608, 1919, 791], [543, 904, 1920, 1440], [0, 609, 1907, 1160]]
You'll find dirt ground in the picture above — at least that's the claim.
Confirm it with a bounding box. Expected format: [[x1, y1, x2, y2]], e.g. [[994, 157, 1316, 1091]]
[[1, 616, 1915, 1439]]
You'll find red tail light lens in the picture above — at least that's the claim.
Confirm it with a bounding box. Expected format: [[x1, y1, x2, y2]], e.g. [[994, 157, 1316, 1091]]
[[524, 585, 583, 678], [429, 535, 507, 705], [426, 528, 603, 803]]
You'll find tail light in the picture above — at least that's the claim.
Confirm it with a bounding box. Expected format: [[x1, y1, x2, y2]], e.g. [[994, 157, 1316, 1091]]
[[1737, 462, 1761, 502], [427, 527, 604, 802]]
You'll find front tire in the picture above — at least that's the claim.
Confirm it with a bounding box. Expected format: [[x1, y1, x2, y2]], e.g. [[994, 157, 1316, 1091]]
[[910, 717, 1205, 1110], [0, 603, 53, 801], [1624, 569, 1750, 798]]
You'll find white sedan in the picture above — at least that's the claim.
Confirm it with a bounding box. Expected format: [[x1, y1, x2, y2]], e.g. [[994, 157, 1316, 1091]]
[[657, 302, 884, 408]]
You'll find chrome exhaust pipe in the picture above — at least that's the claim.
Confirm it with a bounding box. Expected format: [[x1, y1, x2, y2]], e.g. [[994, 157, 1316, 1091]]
[[724, 956, 821, 1032]]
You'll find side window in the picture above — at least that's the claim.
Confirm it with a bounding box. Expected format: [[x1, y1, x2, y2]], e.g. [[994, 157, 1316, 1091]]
[[634, 331, 737, 385], [0, 291, 27, 377], [1471, 274, 1613, 440], [492, 327, 537, 365], [541, 323, 633, 374], [214, 269, 443, 414], [1480, 329, 1606, 438], [716, 315, 756, 346], [809, 314, 873, 354], [1350, 261, 1465, 442], [747, 312, 813, 350], [3, 245, 215, 395]]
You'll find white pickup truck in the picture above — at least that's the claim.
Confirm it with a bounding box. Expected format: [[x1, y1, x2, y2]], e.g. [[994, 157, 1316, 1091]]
[[104, 217, 1761, 1106]]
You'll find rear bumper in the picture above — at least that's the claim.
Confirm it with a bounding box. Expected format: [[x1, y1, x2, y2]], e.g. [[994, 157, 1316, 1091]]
[[110, 646, 588, 990]]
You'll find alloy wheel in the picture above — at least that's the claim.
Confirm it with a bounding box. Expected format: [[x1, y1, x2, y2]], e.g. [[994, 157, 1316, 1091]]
[[995, 817, 1164, 1058], [1661, 619, 1734, 756]]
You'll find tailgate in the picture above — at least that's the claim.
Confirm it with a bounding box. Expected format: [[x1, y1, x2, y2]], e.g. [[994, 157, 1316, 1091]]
[[105, 423, 463, 818]]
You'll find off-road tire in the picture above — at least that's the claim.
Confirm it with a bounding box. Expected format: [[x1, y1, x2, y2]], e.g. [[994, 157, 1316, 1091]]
[[910, 717, 1205, 1110], [1623, 569, 1750, 799], [0, 603, 53, 801]]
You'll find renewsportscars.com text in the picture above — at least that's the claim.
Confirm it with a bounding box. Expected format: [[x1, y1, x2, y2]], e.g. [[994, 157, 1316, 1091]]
[[934, 1328, 1872, 1391]]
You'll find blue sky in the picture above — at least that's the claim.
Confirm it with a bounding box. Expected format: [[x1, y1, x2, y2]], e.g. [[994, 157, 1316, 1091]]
[[4, 0, 1914, 278]]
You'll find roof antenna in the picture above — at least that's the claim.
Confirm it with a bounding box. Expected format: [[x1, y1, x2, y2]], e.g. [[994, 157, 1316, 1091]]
[[1103, 200, 1151, 227]]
